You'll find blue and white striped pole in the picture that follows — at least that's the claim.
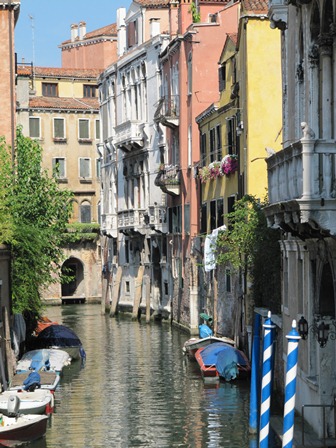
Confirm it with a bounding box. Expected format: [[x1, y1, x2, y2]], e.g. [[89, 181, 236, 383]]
[[282, 320, 301, 448], [259, 311, 276, 448]]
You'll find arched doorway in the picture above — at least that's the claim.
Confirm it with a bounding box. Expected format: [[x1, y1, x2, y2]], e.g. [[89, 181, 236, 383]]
[[61, 258, 85, 302]]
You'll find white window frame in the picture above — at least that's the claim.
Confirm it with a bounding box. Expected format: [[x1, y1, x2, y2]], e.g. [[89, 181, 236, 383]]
[[29, 116, 41, 139], [79, 157, 91, 179], [95, 119, 100, 140], [78, 118, 90, 140], [52, 157, 66, 178], [53, 117, 66, 140]]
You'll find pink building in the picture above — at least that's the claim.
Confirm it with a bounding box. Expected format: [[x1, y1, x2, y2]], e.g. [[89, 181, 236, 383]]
[[60, 22, 118, 69], [157, 0, 239, 332]]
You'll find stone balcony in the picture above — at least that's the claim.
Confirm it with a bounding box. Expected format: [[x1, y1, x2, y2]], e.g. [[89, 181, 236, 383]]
[[114, 120, 147, 151], [154, 164, 181, 197], [118, 206, 168, 235], [264, 138, 336, 237], [101, 213, 118, 238]]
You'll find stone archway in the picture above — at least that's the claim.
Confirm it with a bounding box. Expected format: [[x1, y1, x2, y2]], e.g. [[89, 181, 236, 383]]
[[61, 258, 85, 300]]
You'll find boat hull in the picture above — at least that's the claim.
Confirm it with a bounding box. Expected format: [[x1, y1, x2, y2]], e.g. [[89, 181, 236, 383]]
[[0, 414, 48, 446], [183, 336, 235, 358], [0, 390, 54, 416]]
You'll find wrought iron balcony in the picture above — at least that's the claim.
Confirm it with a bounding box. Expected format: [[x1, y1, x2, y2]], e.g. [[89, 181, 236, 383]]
[[154, 164, 180, 196], [154, 96, 179, 129], [264, 139, 336, 237]]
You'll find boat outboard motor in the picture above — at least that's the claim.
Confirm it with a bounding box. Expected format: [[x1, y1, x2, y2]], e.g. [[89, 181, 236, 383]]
[[7, 395, 20, 417]]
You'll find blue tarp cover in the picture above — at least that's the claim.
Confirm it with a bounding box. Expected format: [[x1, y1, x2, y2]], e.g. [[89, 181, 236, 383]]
[[23, 371, 41, 390], [199, 342, 231, 365], [199, 324, 213, 338], [36, 324, 82, 348]]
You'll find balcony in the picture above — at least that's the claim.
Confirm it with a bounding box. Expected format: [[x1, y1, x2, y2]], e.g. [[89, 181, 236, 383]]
[[264, 140, 336, 237], [114, 120, 146, 151], [268, 0, 288, 30], [154, 96, 179, 129], [118, 208, 148, 235], [101, 213, 118, 238], [154, 164, 181, 197]]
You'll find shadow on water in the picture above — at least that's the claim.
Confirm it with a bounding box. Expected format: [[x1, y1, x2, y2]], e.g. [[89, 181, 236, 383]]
[[24, 304, 280, 448]]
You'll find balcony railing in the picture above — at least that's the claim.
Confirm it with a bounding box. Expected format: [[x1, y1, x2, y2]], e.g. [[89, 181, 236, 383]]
[[154, 164, 180, 196], [114, 120, 145, 151], [117, 206, 168, 235], [266, 140, 336, 236], [154, 96, 179, 128]]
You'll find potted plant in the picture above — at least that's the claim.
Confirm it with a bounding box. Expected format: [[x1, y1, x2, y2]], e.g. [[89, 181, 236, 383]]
[[221, 154, 238, 176]]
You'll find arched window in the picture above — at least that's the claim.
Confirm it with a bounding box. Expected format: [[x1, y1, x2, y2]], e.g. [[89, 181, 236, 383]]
[[319, 262, 335, 317], [80, 200, 91, 223]]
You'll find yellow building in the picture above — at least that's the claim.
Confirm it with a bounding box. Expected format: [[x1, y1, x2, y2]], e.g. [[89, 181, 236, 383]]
[[196, 0, 282, 342], [16, 66, 102, 303]]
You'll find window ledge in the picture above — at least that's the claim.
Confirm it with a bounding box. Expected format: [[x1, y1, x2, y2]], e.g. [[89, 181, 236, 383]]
[[78, 139, 92, 144], [79, 178, 92, 184], [53, 138, 67, 144], [57, 178, 68, 184]]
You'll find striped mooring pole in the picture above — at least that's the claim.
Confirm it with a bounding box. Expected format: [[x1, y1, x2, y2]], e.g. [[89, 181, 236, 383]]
[[259, 311, 276, 448], [249, 313, 261, 435], [282, 320, 301, 448]]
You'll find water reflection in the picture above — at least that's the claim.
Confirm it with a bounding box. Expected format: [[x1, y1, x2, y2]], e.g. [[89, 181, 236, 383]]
[[26, 304, 265, 447]]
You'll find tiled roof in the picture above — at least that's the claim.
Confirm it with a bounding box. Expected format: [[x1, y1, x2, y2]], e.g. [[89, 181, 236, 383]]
[[61, 23, 117, 45], [28, 96, 99, 111], [134, 0, 170, 7], [241, 0, 268, 13], [17, 66, 102, 79]]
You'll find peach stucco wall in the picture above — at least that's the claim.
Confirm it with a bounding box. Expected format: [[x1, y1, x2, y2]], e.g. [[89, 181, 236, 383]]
[[62, 40, 118, 70]]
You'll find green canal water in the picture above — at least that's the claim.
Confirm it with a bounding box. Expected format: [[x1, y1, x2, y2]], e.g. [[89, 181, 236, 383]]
[[27, 304, 279, 448]]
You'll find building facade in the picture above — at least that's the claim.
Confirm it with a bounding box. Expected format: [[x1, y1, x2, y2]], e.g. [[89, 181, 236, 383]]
[[267, 0, 336, 439], [16, 66, 102, 303], [98, 1, 171, 317]]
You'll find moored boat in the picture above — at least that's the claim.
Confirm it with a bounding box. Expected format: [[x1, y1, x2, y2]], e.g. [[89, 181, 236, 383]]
[[195, 342, 250, 383], [15, 349, 71, 374], [34, 324, 85, 361], [0, 390, 54, 416], [183, 335, 235, 358], [9, 370, 60, 392]]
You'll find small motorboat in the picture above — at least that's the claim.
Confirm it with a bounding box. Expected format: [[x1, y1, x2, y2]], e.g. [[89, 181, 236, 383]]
[[9, 370, 60, 392], [0, 390, 54, 416], [195, 342, 250, 383], [0, 395, 49, 446], [34, 324, 85, 361], [15, 349, 71, 374], [183, 335, 235, 358]]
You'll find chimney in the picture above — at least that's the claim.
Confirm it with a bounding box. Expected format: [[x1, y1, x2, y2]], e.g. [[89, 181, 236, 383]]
[[71, 24, 78, 42], [150, 18, 160, 38], [117, 8, 126, 57], [78, 21, 86, 40]]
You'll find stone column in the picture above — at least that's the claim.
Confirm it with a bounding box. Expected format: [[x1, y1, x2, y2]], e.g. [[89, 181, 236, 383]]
[[301, 123, 316, 200], [308, 44, 320, 138], [318, 33, 333, 139]]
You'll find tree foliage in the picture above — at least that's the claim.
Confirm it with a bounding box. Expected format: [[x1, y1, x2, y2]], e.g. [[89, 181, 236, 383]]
[[216, 195, 281, 311], [0, 128, 73, 315]]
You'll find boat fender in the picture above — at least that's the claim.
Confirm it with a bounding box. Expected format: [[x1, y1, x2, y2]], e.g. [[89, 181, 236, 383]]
[[7, 395, 20, 417]]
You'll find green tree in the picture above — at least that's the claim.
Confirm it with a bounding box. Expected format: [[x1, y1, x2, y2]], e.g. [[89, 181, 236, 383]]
[[216, 195, 281, 311], [0, 128, 73, 315]]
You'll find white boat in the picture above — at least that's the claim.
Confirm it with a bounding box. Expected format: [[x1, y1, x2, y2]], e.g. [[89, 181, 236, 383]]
[[0, 396, 49, 446], [183, 335, 235, 358], [15, 349, 71, 374], [0, 390, 54, 415]]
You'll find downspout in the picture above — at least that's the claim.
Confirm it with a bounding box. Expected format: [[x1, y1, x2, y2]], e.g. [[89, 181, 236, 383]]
[[8, 0, 15, 165]]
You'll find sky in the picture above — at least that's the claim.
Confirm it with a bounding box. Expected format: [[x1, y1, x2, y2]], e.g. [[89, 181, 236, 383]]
[[15, 0, 132, 67]]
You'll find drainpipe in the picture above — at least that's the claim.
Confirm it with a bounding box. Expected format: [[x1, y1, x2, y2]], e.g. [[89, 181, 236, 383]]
[[8, 0, 15, 165]]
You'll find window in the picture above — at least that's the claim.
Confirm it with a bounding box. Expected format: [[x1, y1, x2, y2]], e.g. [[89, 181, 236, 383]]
[[127, 20, 138, 48], [83, 85, 96, 98], [227, 117, 236, 154], [78, 119, 90, 140], [42, 83, 58, 97], [187, 52, 192, 95], [95, 119, 100, 140], [169, 205, 182, 233], [218, 64, 226, 91], [52, 157, 66, 178], [184, 204, 190, 234], [201, 203, 207, 234], [210, 198, 224, 231], [53, 118, 65, 140], [96, 158, 101, 178], [209, 128, 216, 162], [29, 117, 40, 138], [200, 132, 207, 165], [216, 125, 222, 156], [79, 157, 91, 178], [80, 200, 91, 223]]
